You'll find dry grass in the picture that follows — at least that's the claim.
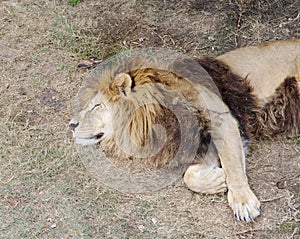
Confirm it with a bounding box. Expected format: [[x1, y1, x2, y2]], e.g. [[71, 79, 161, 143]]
[[0, 0, 299, 238]]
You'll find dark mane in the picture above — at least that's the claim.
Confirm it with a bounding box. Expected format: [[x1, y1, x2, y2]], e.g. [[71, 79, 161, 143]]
[[195, 57, 260, 140], [256, 77, 300, 138]]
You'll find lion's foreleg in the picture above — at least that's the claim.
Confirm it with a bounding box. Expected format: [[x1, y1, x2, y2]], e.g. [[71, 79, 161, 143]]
[[211, 112, 260, 222]]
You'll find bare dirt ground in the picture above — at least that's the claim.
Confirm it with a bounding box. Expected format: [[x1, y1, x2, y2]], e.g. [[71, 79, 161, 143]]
[[0, 0, 299, 238]]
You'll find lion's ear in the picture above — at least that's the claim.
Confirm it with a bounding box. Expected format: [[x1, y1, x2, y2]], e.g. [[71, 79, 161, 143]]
[[113, 73, 132, 97]]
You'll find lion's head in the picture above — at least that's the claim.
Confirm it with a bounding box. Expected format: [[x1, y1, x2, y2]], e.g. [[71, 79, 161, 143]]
[[70, 59, 211, 168], [69, 70, 160, 146]]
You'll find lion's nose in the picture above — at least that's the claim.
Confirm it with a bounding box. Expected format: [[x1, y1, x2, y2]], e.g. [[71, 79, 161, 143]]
[[69, 122, 79, 131]]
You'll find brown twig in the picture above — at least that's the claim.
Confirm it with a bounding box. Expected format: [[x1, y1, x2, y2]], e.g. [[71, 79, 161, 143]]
[[260, 195, 285, 203], [234, 228, 262, 236]]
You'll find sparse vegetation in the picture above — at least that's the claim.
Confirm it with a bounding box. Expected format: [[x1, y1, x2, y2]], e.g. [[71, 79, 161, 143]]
[[280, 220, 299, 233], [0, 0, 299, 238], [68, 0, 80, 6]]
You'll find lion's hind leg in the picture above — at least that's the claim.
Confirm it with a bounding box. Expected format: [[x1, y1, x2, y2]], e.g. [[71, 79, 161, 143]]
[[184, 163, 227, 194]]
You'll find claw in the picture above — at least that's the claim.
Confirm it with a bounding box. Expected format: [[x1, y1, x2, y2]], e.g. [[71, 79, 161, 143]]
[[228, 188, 260, 222], [246, 207, 251, 219], [235, 214, 240, 221], [235, 209, 241, 221]]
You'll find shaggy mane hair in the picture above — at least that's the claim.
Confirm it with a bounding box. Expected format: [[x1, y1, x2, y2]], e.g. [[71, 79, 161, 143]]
[[256, 76, 300, 138], [100, 67, 211, 168], [195, 57, 260, 140]]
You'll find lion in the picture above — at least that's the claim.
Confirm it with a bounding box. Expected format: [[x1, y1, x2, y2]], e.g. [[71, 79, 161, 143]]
[[69, 39, 300, 223]]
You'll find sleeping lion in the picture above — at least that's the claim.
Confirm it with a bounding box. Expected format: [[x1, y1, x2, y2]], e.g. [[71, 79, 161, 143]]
[[69, 39, 300, 222]]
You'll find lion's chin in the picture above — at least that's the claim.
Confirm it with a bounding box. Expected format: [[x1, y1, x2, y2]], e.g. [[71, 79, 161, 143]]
[[73, 132, 104, 146], [75, 137, 100, 146]]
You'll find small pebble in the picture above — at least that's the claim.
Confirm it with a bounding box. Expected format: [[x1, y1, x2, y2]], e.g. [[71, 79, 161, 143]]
[[137, 225, 145, 233], [139, 37, 145, 43], [151, 218, 157, 224], [276, 181, 288, 189]]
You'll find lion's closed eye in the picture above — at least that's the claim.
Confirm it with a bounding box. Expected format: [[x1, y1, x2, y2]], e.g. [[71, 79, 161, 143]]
[[91, 103, 103, 111]]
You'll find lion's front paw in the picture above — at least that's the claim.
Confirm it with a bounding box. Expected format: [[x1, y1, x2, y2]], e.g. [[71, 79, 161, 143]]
[[227, 187, 260, 222]]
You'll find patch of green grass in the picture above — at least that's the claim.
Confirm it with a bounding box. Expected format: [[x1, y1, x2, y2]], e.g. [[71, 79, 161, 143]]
[[46, 29, 103, 59], [285, 137, 300, 145], [39, 15, 104, 59], [280, 220, 299, 233], [68, 0, 80, 6]]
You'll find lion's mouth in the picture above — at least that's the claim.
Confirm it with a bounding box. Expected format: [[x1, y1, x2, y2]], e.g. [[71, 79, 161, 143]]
[[94, 132, 104, 140], [74, 132, 105, 146]]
